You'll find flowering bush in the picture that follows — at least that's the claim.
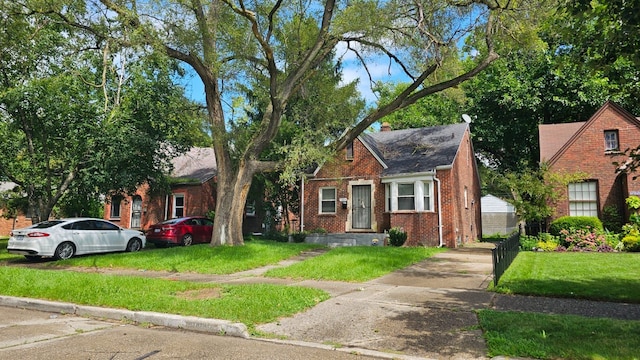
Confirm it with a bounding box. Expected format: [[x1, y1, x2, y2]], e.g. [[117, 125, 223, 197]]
[[559, 227, 607, 251]]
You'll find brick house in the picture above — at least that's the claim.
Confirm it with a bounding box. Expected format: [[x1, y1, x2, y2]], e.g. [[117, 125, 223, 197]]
[[539, 101, 640, 224], [104, 147, 218, 231], [301, 123, 482, 247], [0, 182, 31, 236]]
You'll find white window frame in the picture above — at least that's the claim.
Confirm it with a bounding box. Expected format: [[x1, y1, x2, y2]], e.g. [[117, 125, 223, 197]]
[[172, 193, 185, 218], [568, 181, 598, 217], [319, 187, 337, 214], [397, 183, 416, 211], [423, 182, 433, 211], [382, 177, 435, 213]]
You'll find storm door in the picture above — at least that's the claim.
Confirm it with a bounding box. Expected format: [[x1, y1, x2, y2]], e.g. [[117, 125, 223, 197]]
[[131, 196, 142, 229], [351, 185, 372, 229]]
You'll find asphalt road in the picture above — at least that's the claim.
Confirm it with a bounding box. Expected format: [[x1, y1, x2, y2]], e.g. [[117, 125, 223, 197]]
[[0, 306, 385, 360]]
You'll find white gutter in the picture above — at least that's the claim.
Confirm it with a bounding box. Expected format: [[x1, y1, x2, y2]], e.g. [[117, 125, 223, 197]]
[[434, 175, 444, 247]]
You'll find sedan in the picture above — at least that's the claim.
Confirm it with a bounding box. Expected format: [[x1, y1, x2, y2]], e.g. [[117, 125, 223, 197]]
[[146, 216, 213, 247], [7, 218, 146, 260]]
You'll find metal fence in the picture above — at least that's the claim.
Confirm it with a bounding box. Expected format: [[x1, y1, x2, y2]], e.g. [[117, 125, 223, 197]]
[[492, 232, 520, 287]]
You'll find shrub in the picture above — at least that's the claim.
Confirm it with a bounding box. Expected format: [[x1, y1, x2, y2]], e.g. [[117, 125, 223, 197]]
[[519, 235, 538, 251], [264, 230, 289, 242], [308, 228, 327, 234], [559, 228, 607, 251], [536, 239, 561, 251], [602, 205, 623, 232], [388, 227, 407, 247], [548, 216, 603, 236], [290, 231, 307, 243]]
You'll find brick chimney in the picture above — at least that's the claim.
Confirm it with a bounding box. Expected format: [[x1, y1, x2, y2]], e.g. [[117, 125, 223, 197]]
[[381, 122, 391, 132]]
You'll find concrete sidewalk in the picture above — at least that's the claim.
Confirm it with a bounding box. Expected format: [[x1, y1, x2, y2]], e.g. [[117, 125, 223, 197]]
[[257, 242, 496, 360]]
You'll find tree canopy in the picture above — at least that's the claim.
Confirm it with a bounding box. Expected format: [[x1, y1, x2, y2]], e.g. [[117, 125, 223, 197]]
[[0, 1, 208, 221]]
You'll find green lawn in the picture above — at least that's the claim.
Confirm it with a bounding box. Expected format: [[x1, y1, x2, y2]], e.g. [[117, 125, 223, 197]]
[[2, 239, 324, 274], [481, 251, 640, 359], [0, 266, 328, 331], [479, 310, 640, 360], [265, 245, 447, 282], [493, 251, 640, 303]]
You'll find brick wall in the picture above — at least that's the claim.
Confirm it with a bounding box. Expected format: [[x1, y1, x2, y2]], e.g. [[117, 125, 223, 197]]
[[304, 138, 384, 233], [549, 103, 640, 222], [105, 180, 217, 230], [0, 212, 32, 236]]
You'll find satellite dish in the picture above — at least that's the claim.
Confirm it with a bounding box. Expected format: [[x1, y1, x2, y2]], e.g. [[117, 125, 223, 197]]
[[461, 114, 472, 123]]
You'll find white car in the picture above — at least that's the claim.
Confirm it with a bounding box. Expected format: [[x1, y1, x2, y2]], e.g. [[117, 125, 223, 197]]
[[7, 218, 146, 260]]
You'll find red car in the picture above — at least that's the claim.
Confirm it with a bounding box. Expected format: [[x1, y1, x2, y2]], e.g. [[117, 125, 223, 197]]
[[146, 216, 213, 247]]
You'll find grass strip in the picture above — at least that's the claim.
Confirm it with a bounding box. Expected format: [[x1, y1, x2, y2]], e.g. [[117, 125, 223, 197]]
[[264, 246, 447, 282], [4, 239, 323, 274], [494, 252, 640, 303], [0, 266, 328, 329], [479, 310, 640, 360]]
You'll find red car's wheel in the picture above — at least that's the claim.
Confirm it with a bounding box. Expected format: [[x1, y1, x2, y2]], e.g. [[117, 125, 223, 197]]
[[182, 234, 193, 246]]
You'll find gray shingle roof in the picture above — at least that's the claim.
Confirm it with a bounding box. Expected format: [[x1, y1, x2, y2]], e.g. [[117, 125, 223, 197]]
[[170, 147, 217, 184], [361, 123, 468, 176]]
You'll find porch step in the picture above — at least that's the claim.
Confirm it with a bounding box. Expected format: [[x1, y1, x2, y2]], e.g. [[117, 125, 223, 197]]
[[305, 233, 387, 247]]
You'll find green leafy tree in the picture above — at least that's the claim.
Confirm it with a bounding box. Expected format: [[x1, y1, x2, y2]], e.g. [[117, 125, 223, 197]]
[[0, 2, 208, 222], [375, 82, 465, 129], [33, 0, 544, 246], [502, 166, 587, 234]]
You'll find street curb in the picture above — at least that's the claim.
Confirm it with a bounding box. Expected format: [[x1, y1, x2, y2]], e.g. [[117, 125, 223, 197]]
[[0, 295, 250, 338]]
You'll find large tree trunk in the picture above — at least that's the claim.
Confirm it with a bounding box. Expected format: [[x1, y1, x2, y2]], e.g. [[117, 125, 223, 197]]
[[210, 162, 255, 246]]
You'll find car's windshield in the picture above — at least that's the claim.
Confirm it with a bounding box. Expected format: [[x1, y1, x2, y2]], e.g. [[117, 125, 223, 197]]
[[30, 220, 65, 229]]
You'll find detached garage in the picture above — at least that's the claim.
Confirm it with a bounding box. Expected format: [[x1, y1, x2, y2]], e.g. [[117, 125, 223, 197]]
[[481, 195, 518, 237]]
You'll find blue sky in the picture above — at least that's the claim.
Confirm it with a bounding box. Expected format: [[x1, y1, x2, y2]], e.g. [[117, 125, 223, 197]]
[[178, 41, 410, 109]]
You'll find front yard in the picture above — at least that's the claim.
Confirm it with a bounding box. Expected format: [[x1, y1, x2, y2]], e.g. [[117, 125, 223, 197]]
[[483, 250, 640, 360], [0, 237, 441, 332]]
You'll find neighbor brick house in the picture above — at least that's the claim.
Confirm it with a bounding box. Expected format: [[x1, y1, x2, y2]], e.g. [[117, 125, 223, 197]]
[[0, 182, 31, 236], [104, 147, 218, 230], [539, 101, 640, 224], [301, 122, 482, 247]]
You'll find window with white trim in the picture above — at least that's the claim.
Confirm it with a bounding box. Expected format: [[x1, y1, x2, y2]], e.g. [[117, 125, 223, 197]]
[[319, 187, 336, 214], [173, 194, 185, 218], [568, 181, 598, 217], [423, 182, 432, 211], [397, 183, 415, 210]]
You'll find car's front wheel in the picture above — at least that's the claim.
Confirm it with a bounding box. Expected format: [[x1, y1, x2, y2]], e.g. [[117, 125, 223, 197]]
[[126, 238, 143, 252], [181, 234, 193, 246], [54, 242, 75, 260]]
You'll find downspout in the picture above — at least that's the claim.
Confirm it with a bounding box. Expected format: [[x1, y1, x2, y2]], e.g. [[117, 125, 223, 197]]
[[434, 175, 444, 247], [300, 178, 305, 232], [164, 194, 169, 221]]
